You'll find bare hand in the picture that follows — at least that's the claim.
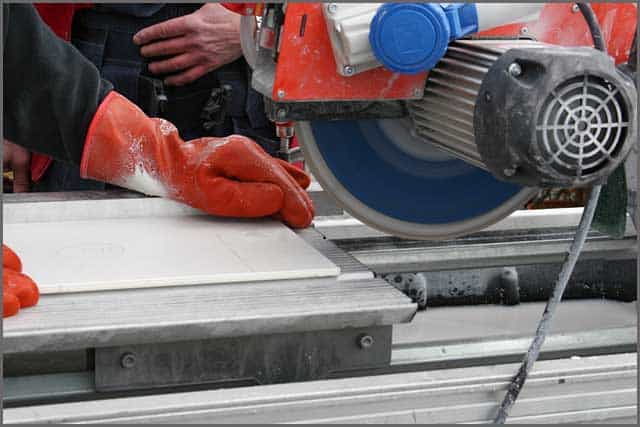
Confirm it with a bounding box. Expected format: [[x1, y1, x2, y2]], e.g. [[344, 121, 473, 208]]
[[133, 3, 242, 86], [3, 140, 31, 192]]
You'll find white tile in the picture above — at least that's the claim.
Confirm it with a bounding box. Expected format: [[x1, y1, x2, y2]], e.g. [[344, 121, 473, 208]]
[[3, 216, 340, 294]]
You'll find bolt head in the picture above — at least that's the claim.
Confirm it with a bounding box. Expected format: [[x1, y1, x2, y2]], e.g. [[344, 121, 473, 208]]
[[358, 334, 374, 349], [245, 7, 254, 15], [327, 3, 338, 13], [572, 3, 580, 12], [343, 65, 354, 76], [277, 89, 285, 99], [276, 108, 288, 120], [508, 62, 522, 77], [503, 166, 517, 177], [120, 352, 136, 369], [520, 26, 529, 35]]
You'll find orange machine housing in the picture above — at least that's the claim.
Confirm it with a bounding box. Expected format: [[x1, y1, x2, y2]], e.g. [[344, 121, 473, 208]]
[[264, 3, 637, 101]]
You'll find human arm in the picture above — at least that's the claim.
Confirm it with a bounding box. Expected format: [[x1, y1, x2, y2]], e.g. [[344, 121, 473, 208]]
[[3, 5, 313, 228]]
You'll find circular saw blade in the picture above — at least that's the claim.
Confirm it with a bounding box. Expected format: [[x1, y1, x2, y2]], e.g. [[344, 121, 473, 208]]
[[297, 119, 538, 240]]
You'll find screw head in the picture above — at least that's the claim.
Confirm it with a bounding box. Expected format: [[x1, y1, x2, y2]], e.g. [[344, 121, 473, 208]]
[[503, 166, 517, 177], [520, 26, 529, 35], [120, 352, 136, 369], [358, 334, 374, 349], [508, 62, 522, 77], [572, 3, 580, 13], [245, 7, 254, 15], [343, 65, 355, 76], [327, 3, 338, 14], [277, 89, 285, 99], [276, 108, 288, 120]]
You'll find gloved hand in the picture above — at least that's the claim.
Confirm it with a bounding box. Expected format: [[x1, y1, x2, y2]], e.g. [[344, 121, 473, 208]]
[[3, 244, 40, 318], [80, 92, 314, 228]]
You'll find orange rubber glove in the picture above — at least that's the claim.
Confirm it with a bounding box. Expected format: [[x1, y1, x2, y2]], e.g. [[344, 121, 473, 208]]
[[80, 92, 314, 228], [3, 244, 40, 318]]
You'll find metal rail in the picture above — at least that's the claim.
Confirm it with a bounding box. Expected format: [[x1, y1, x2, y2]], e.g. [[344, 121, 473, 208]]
[[4, 353, 636, 424], [313, 208, 637, 273]]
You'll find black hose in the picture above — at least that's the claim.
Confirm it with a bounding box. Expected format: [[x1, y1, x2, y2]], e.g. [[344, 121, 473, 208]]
[[492, 185, 602, 423], [492, 3, 606, 423], [576, 3, 606, 52]]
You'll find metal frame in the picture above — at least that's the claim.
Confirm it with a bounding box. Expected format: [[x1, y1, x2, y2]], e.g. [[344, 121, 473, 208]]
[[2, 191, 636, 420], [4, 353, 636, 424]]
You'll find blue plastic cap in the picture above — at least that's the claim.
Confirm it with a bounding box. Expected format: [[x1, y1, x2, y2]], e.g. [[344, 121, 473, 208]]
[[369, 3, 478, 74]]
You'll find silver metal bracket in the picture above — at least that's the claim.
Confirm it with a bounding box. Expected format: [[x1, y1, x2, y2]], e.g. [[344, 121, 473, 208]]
[[94, 326, 392, 392]]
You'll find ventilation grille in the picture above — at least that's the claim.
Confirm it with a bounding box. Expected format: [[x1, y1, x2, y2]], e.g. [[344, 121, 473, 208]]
[[408, 39, 544, 169], [535, 75, 630, 180]]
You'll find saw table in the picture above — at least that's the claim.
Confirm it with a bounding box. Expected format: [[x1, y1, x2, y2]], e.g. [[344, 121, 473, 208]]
[[2, 189, 637, 423], [2, 190, 415, 390]]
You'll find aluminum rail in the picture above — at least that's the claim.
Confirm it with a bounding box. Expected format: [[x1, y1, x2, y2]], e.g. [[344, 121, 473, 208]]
[[313, 207, 638, 240], [4, 299, 635, 407], [313, 209, 637, 274], [4, 353, 636, 424]]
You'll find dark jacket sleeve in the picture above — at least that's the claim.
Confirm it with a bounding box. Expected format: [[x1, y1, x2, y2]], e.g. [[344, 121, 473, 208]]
[[3, 4, 113, 165]]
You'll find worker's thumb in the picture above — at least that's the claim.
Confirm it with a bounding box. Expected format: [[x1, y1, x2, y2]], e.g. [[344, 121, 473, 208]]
[[276, 159, 311, 190]]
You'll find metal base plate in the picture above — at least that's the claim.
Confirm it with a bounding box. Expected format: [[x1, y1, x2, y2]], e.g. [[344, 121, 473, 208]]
[[94, 327, 391, 392], [298, 120, 538, 240]]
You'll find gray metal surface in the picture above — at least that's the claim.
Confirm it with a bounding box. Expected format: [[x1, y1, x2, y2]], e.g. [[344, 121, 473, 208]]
[[94, 326, 391, 392], [340, 230, 636, 274], [3, 275, 414, 354], [313, 207, 638, 240], [392, 327, 636, 369], [3, 373, 94, 406], [394, 299, 636, 344], [295, 227, 373, 281], [4, 299, 635, 406], [385, 256, 636, 309], [4, 353, 635, 424]]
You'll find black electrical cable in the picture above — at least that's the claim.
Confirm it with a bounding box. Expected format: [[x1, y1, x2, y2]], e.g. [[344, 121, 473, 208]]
[[492, 186, 601, 423], [576, 3, 606, 52], [492, 3, 606, 423]]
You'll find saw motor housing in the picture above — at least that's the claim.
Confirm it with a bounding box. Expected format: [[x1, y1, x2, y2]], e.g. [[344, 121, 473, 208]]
[[410, 39, 636, 187]]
